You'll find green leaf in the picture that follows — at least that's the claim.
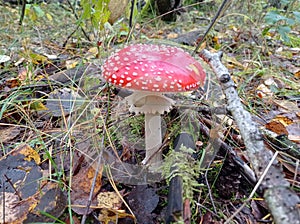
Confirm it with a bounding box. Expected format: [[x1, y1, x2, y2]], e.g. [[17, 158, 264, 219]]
[[293, 11, 300, 23], [265, 10, 288, 24], [262, 27, 271, 36], [278, 25, 291, 42], [32, 5, 45, 17]]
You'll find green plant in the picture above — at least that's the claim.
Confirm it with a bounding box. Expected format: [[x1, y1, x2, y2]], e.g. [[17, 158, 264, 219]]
[[263, 0, 300, 43], [162, 145, 204, 201], [80, 0, 111, 31]]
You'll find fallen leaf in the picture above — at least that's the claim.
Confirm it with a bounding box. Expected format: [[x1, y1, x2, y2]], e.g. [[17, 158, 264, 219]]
[[97, 191, 123, 210], [98, 208, 135, 224], [286, 122, 300, 142], [256, 83, 273, 98], [24, 182, 67, 223], [16, 144, 41, 164], [0, 192, 34, 223], [265, 120, 288, 135], [46, 88, 85, 117], [71, 164, 103, 215], [0, 126, 20, 143], [126, 185, 159, 223]]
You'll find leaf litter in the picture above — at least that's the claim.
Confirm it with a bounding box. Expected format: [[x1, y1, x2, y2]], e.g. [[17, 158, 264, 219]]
[[0, 0, 300, 223]]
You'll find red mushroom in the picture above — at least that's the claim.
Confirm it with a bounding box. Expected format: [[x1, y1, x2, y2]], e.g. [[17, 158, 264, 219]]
[[102, 44, 206, 169]]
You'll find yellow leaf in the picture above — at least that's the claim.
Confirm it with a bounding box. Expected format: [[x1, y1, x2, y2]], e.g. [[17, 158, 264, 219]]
[[97, 192, 122, 209], [30, 101, 48, 111], [46, 13, 53, 21], [18, 144, 41, 164], [66, 60, 79, 69], [273, 115, 293, 127]]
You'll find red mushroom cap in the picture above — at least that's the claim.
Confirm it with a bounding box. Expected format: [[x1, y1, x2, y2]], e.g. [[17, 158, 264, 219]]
[[101, 44, 206, 92]]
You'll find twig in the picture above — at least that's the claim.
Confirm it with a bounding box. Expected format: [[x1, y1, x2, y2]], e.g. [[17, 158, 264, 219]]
[[224, 151, 279, 224], [193, 0, 232, 55], [19, 0, 26, 25], [63, 0, 91, 47], [199, 50, 300, 224]]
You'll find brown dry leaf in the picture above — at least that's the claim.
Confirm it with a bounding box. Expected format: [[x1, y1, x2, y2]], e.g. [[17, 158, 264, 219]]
[[4, 78, 20, 89], [286, 122, 300, 142], [0, 126, 20, 144], [127, 185, 159, 223], [24, 182, 67, 223], [98, 208, 135, 224], [0, 192, 37, 223], [0, 144, 42, 199], [274, 100, 299, 112], [265, 120, 288, 135], [71, 164, 103, 215], [0, 144, 52, 222]]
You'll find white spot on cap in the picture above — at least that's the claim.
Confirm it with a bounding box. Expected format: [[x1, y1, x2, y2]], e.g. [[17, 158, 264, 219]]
[[126, 83, 132, 87], [132, 72, 138, 76], [153, 84, 159, 88], [154, 76, 162, 81], [124, 57, 129, 61], [112, 74, 117, 79], [115, 56, 120, 61], [126, 77, 132, 81]]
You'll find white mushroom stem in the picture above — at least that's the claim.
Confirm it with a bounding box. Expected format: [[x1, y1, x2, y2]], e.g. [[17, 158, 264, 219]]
[[143, 113, 162, 166], [125, 92, 175, 168]]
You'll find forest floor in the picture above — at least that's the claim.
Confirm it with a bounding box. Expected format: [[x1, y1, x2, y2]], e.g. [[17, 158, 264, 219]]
[[0, 1, 300, 223]]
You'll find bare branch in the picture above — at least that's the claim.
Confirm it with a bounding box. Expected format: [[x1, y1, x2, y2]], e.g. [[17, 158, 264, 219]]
[[199, 49, 300, 224]]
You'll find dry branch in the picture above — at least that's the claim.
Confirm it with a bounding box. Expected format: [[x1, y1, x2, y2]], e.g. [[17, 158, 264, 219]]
[[199, 50, 300, 224]]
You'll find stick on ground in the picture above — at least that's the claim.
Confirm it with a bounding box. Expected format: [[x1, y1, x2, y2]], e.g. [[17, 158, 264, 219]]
[[199, 50, 300, 224]]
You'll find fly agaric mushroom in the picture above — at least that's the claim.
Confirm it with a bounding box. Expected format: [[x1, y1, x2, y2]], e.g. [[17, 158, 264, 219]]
[[101, 44, 206, 169]]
